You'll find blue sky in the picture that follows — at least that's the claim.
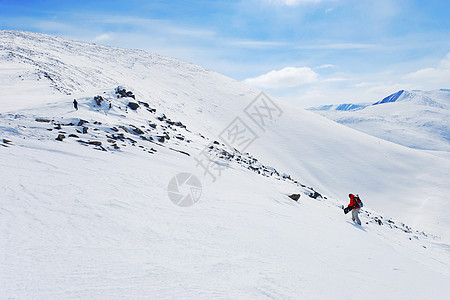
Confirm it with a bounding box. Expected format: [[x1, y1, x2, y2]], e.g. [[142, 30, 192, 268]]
[[1, 0, 450, 106]]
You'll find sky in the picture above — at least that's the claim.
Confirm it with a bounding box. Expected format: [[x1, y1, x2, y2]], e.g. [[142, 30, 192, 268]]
[[1, 0, 449, 107]]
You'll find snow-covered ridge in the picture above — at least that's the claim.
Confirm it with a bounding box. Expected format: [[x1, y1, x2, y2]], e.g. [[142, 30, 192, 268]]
[[308, 102, 368, 111], [0, 30, 206, 95], [308, 89, 450, 151], [309, 89, 450, 111], [0, 86, 324, 200]]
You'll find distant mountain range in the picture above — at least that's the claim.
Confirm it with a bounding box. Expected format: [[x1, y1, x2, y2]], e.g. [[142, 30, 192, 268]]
[[308, 89, 450, 151]]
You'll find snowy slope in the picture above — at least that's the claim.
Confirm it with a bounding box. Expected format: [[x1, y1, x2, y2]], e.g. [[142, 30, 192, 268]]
[[308, 89, 450, 151], [1, 31, 450, 298]]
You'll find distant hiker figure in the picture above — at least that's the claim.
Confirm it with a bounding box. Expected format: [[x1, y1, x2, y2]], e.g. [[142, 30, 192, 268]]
[[73, 99, 78, 111], [342, 194, 363, 225]]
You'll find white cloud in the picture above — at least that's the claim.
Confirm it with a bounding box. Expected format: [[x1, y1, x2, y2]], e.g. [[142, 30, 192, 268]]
[[244, 66, 319, 88], [231, 39, 288, 48], [322, 77, 349, 83], [405, 53, 450, 87], [315, 64, 336, 69], [93, 33, 113, 43]]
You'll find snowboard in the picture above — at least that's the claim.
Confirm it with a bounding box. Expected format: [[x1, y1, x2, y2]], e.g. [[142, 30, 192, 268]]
[[342, 205, 353, 214]]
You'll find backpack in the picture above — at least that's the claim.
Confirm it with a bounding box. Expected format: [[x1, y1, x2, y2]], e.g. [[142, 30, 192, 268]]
[[355, 195, 363, 208]]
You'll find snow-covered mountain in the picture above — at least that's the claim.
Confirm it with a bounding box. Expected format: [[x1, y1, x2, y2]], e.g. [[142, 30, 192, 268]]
[[1, 31, 450, 299], [308, 102, 369, 111], [308, 89, 450, 151]]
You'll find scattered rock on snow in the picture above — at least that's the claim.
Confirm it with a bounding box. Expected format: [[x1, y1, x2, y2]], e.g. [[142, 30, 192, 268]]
[[77, 119, 89, 126], [288, 194, 301, 201], [94, 95, 104, 106], [55, 134, 65, 141], [35, 118, 50, 123], [307, 190, 322, 199], [115, 87, 135, 99], [127, 102, 140, 110], [118, 125, 130, 133], [131, 126, 144, 135], [88, 141, 102, 146], [138, 101, 149, 108]]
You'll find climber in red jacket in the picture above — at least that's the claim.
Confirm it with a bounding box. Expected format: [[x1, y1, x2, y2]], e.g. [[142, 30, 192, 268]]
[[347, 194, 362, 225]]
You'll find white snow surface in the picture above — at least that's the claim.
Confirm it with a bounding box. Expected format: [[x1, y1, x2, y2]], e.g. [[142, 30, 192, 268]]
[[308, 89, 450, 152], [1, 31, 450, 299]]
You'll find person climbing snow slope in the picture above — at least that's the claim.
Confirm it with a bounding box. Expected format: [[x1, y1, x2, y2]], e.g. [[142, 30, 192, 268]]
[[343, 194, 362, 225]]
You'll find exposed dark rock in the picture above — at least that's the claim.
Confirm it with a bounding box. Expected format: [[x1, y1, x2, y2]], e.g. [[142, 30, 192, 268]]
[[55, 134, 65, 141], [126, 137, 137, 144], [131, 127, 144, 135], [3, 139, 12, 145], [118, 125, 130, 133], [94, 145, 107, 151], [94, 95, 104, 106], [127, 102, 140, 110], [82, 126, 88, 134], [148, 123, 157, 129], [282, 173, 292, 180], [54, 124, 62, 130], [110, 127, 119, 132], [35, 118, 50, 123], [126, 91, 135, 99], [115, 87, 135, 99], [140, 136, 153, 141], [169, 147, 190, 156], [68, 134, 79, 138], [138, 101, 149, 108], [308, 191, 322, 199], [166, 119, 186, 128], [288, 194, 301, 201], [88, 141, 102, 146], [77, 119, 88, 126]]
